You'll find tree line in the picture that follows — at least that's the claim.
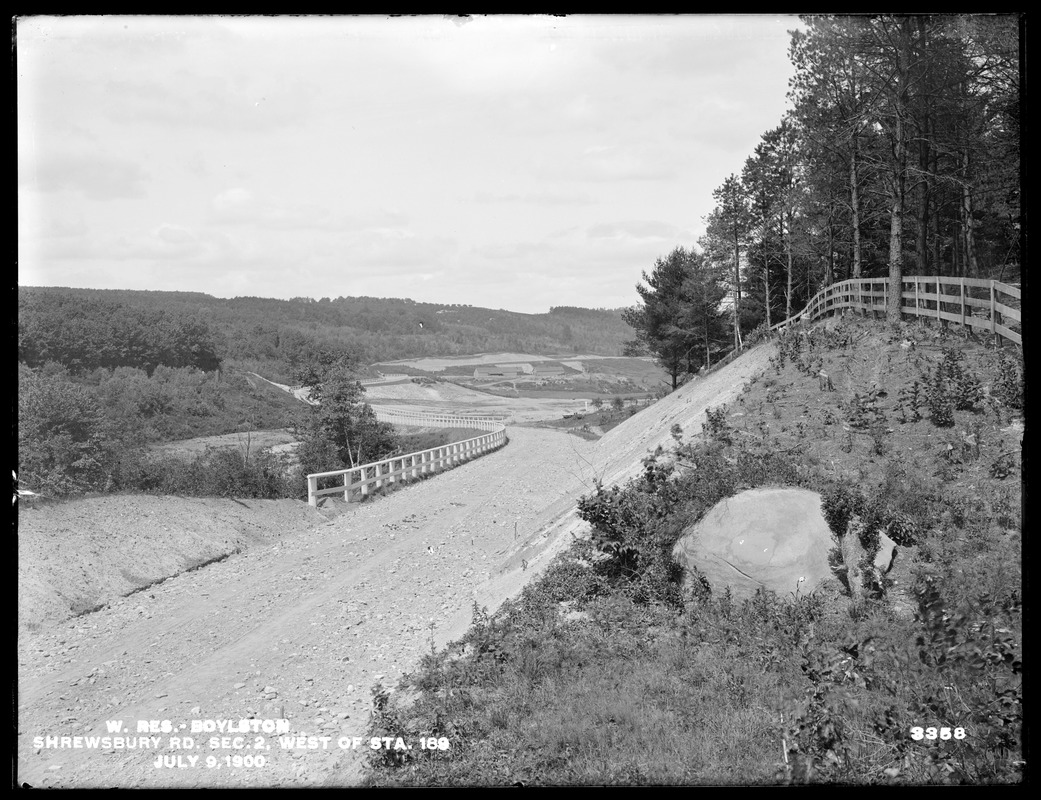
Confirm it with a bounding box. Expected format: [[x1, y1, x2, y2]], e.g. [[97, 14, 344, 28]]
[[19, 287, 633, 380], [626, 14, 1020, 384], [19, 291, 222, 374]]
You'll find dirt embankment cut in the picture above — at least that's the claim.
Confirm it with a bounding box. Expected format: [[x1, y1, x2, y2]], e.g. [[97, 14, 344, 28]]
[[17, 496, 340, 630]]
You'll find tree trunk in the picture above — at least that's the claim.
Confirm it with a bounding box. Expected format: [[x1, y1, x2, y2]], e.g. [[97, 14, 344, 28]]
[[931, 171, 943, 275], [732, 228, 742, 349], [886, 17, 912, 323], [764, 262, 772, 328], [850, 137, 862, 279], [962, 150, 979, 277], [826, 221, 835, 287], [704, 317, 710, 368], [916, 132, 930, 274], [915, 16, 931, 276], [785, 210, 794, 321]]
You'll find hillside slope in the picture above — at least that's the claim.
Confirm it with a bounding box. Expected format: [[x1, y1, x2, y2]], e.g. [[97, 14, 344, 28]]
[[16, 340, 780, 788]]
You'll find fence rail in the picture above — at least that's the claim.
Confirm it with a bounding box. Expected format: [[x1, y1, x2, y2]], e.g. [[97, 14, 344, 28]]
[[306, 409, 508, 507], [358, 373, 410, 385], [774, 276, 1021, 346], [372, 408, 508, 430]]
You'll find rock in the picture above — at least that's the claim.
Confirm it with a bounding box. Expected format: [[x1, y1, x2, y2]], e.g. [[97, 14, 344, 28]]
[[672, 487, 835, 602], [874, 531, 898, 574], [841, 517, 868, 601], [233, 683, 246, 690]]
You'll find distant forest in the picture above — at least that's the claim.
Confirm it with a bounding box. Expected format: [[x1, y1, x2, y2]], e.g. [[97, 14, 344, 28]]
[[17, 286, 632, 498], [18, 287, 632, 380]]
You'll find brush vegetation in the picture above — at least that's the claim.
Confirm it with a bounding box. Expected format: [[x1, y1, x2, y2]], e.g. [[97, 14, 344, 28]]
[[361, 315, 1022, 786]]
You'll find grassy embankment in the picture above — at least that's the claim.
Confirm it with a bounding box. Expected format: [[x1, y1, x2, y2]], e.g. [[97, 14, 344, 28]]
[[357, 314, 1023, 786]]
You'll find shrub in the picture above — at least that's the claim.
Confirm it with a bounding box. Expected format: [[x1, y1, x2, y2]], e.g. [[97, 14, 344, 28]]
[[18, 363, 107, 495], [846, 391, 886, 431], [113, 448, 298, 499], [576, 454, 688, 606], [885, 514, 921, 547], [896, 380, 923, 423], [924, 366, 955, 427], [938, 349, 983, 412], [994, 349, 1023, 410], [702, 405, 732, 444], [820, 485, 867, 540]]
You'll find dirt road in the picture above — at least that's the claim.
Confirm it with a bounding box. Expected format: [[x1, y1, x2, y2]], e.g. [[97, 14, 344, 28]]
[[16, 427, 601, 788], [16, 342, 775, 788]]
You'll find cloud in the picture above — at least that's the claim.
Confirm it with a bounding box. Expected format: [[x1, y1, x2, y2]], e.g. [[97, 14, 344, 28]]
[[321, 229, 458, 271], [544, 143, 682, 183], [404, 16, 585, 95], [459, 218, 698, 310], [22, 152, 149, 199], [209, 188, 409, 232], [587, 220, 694, 241], [102, 73, 315, 132], [472, 190, 595, 206]]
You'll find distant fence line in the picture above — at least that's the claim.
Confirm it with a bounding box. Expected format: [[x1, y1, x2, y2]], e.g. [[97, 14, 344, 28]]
[[776, 275, 1021, 345], [358, 373, 410, 386], [306, 409, 508, 507], [697, 275, 1020, 383], [372, 408, 508, 430]]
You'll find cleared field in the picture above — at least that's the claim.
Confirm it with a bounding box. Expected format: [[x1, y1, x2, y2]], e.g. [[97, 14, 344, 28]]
[[375, 352, 561, 372], [578, 357, 669, 387], [376, 352, 661, 374], [148, 429, 298, 459]]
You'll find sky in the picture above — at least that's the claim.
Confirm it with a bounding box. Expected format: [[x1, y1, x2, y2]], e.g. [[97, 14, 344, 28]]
[[17, 14, 801, 314]]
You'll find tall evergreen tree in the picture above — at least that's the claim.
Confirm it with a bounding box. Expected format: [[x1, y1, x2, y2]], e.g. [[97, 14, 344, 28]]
[[622, 247, 728, 390]]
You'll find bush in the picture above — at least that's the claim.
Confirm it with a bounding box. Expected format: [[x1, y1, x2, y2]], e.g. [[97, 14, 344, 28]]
[[820, 485, 867, 540], [702, 405, 732, 443], [924, 365, 955, 427], [896, 380, 923, 423], [18, 363, 107, 496], [113, 448, 298, 499], [576, 454, 687, 606], [939, 349, 983, 412], [994, 349, 1023, 409]]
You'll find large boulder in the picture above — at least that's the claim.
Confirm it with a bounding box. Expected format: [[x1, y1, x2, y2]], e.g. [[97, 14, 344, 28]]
[[673, 486, 836, 602]]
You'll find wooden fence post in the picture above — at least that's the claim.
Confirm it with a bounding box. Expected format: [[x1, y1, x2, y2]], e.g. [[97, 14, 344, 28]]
[[308, 475, 317, 507], [936, 277, 942, 322], [990, 281, 998, 345], [960, 278, 966, 329]]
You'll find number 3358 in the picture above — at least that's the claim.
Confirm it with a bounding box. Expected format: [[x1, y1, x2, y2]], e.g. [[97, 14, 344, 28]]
[[910, 726, 966, 740]]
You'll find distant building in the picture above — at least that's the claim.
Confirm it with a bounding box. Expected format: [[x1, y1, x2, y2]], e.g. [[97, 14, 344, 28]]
[[473, 365, 524, 380], [534, 365, 565, 377]]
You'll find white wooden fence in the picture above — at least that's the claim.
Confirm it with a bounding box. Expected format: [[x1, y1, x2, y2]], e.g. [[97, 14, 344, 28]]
[[778, 276, 1021, 345], [372, 408, 508, 430], [306, 410, 508, 507], [358, 373, 410, 386]]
